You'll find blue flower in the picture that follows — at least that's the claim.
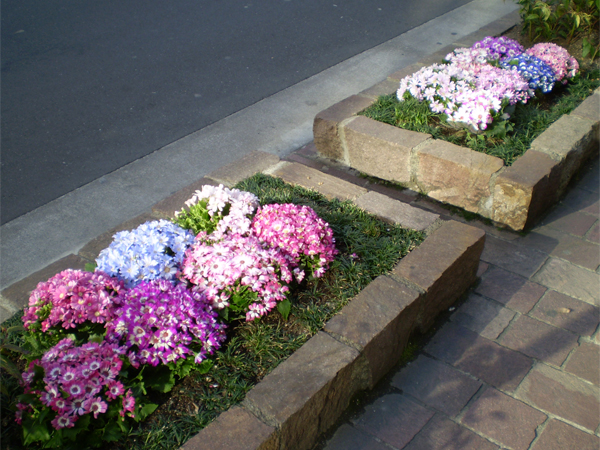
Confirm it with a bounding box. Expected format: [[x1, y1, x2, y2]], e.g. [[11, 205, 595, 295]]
[[500, 54, 556, 93]]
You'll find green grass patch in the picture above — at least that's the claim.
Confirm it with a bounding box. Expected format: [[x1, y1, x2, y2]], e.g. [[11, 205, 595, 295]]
[[359, 68, 600, 166], [1, 174, 425, 450]]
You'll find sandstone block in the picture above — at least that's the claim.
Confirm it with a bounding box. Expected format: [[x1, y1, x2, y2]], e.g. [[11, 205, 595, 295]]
[[492, 150, 562, 231], [324, 275, 420, 387], [314, 95, 374, 160], [359, 79, 399, 99], [387, 63, 425, 82], [207, 151, 280, 186], [353, 190, 439, 231], [243, 332, 364, 450], [415, 140, 504, 213], [343, 116, 430, 185], [392, 220, 485, 332], [269, 162, 368, 201], [181, 407, 278, 450]]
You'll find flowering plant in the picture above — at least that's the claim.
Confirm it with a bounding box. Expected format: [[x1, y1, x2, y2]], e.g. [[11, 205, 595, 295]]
[[16, 338, 148, 448], [251, 203, 338, 280], [180, 234, 292, 321], [500, 53, 557, 93], [526, 42, 579, 83], [106, 279, 226, 377], [21, 269, 124, 360], [96, 220, 194, 287], [471, 36, 524, 60], [174, 184, 259, 238]]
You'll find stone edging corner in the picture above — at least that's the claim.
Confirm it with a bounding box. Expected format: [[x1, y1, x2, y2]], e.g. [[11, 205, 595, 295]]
[[312, 11, 600, 231]]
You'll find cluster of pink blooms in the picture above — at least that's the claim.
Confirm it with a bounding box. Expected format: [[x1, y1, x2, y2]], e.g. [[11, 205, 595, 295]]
[[16, 338, 135, 430], [397, 37, 578, 132], [105, 279, 226, 366], [177, 184, 260, 238], [251, 203, 338, 280], [180, 233, 293, 321], [526, 42, 579, 84], [22, 269, 124, 332]]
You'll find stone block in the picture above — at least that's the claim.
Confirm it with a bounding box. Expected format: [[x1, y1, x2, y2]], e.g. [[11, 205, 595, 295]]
[[392, 220, 485, 332], [324, 275, 420, 387], [532, 258, 599, 306], [544, 209, 598, 237], [530, 115, 598, 191], [450, 293, 515, 339], [532, 419, 600, 450], [426, 323, 532, 392], [461, 387, 547, 450], [78, 212, 159, 262], [353, 190, 439, 232], [243, 332, 364, 450], [343, 116, 430, 185], [387, 63, 425, 82], [415, 140, 504, 213], [498, 315, 579, 367], [475, 265, 546, 313], [207, 151, 280, 186], [151, 177, 218, 219], [352, 394, 434, 450], [1, 254, 88, 314], [570, 92, 600, 141], [181, 407, 278, 450], [405, 414, 499, 450], [515, 362, 600, 431], [269, 162, 368, 201], [492, 150, 562, 231], [530, 290, 600, 336], [359, 79, 399, 99], [565, 342, 600, 385], [314, 95, 375, 160], [391, 355, 482, 417]]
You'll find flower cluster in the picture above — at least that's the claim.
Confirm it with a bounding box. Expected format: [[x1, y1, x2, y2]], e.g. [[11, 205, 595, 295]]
[[472, 36, 524, 60], [251, 203, 337, 280], [526, 42, 579, 83], [96, 220, 194, 287], [500, 53, 556, 93], [397, 37, 578, 131], [180, 234, 292, 321], [16, 338, 134, 429], [106, 279, 226, 366], [175, 184, 259, 238], [22, 269, 124, 332]]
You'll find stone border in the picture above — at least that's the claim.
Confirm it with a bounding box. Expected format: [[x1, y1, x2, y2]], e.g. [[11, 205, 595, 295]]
[[312, 12, 600, 231], [1, 151, 485, 450]]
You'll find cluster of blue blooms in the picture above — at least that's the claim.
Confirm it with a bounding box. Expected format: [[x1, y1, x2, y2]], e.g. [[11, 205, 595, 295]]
[[96, 220, 195, 287], [500, 53, 557, 93]]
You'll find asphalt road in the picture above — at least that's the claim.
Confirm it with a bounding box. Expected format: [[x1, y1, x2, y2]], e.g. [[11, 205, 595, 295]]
[[1, 0, 473, 224]]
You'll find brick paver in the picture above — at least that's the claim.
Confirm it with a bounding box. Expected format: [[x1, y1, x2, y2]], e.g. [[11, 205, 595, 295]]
[[531, 419, 600, 450]]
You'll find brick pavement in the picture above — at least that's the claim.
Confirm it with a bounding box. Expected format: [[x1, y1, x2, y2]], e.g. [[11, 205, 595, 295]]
[[318, 155, 600, 450]]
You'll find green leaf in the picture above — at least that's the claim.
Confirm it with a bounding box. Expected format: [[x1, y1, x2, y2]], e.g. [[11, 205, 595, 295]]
[[84, 262, 97, 272], [0, 355, 23, 380], [277, 299, 292, 321], [102, 421, 125, 442], [138, 402, 159, 421], [22, 413, 51, 445], [144, 365, 175, 393], [196, 359, 214, 374]]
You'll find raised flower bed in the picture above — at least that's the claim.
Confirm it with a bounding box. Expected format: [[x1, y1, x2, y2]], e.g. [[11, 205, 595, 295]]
[[2, 151, 486, 450], [313, 32, 600, 231]]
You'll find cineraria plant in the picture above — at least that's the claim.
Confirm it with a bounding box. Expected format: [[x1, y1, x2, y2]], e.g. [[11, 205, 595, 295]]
[[174, 184, 259, 238], [105, 279, 226, 377], [96, 220, 194, 287], [526, 42, 579, 83], [16, 338, 144, 448], [180, 233, 292, 322], [471, 36, 524, 60], [500, 53, 557, 93], [251, 203, 338, 281], [21, 270, 124, 355]]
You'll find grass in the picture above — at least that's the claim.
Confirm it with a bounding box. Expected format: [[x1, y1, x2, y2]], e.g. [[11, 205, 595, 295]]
[[0, 174, 425, 450], [359, 68, 600, 166]]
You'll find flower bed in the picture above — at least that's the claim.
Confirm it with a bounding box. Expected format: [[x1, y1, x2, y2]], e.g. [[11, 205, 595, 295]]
[[2, 174, 431, 449], [313, 33, 600, 231]]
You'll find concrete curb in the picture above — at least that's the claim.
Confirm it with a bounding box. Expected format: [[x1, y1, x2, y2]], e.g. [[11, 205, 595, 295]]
[[312, 12, 600, 231], [1, 151, 486, 450]]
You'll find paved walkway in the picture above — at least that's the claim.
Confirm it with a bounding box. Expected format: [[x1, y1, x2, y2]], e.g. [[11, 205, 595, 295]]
[[316, 155, 600, 449]]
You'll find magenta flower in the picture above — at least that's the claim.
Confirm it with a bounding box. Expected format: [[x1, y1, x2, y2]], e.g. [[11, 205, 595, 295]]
[[526, 42, 579, 83]]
